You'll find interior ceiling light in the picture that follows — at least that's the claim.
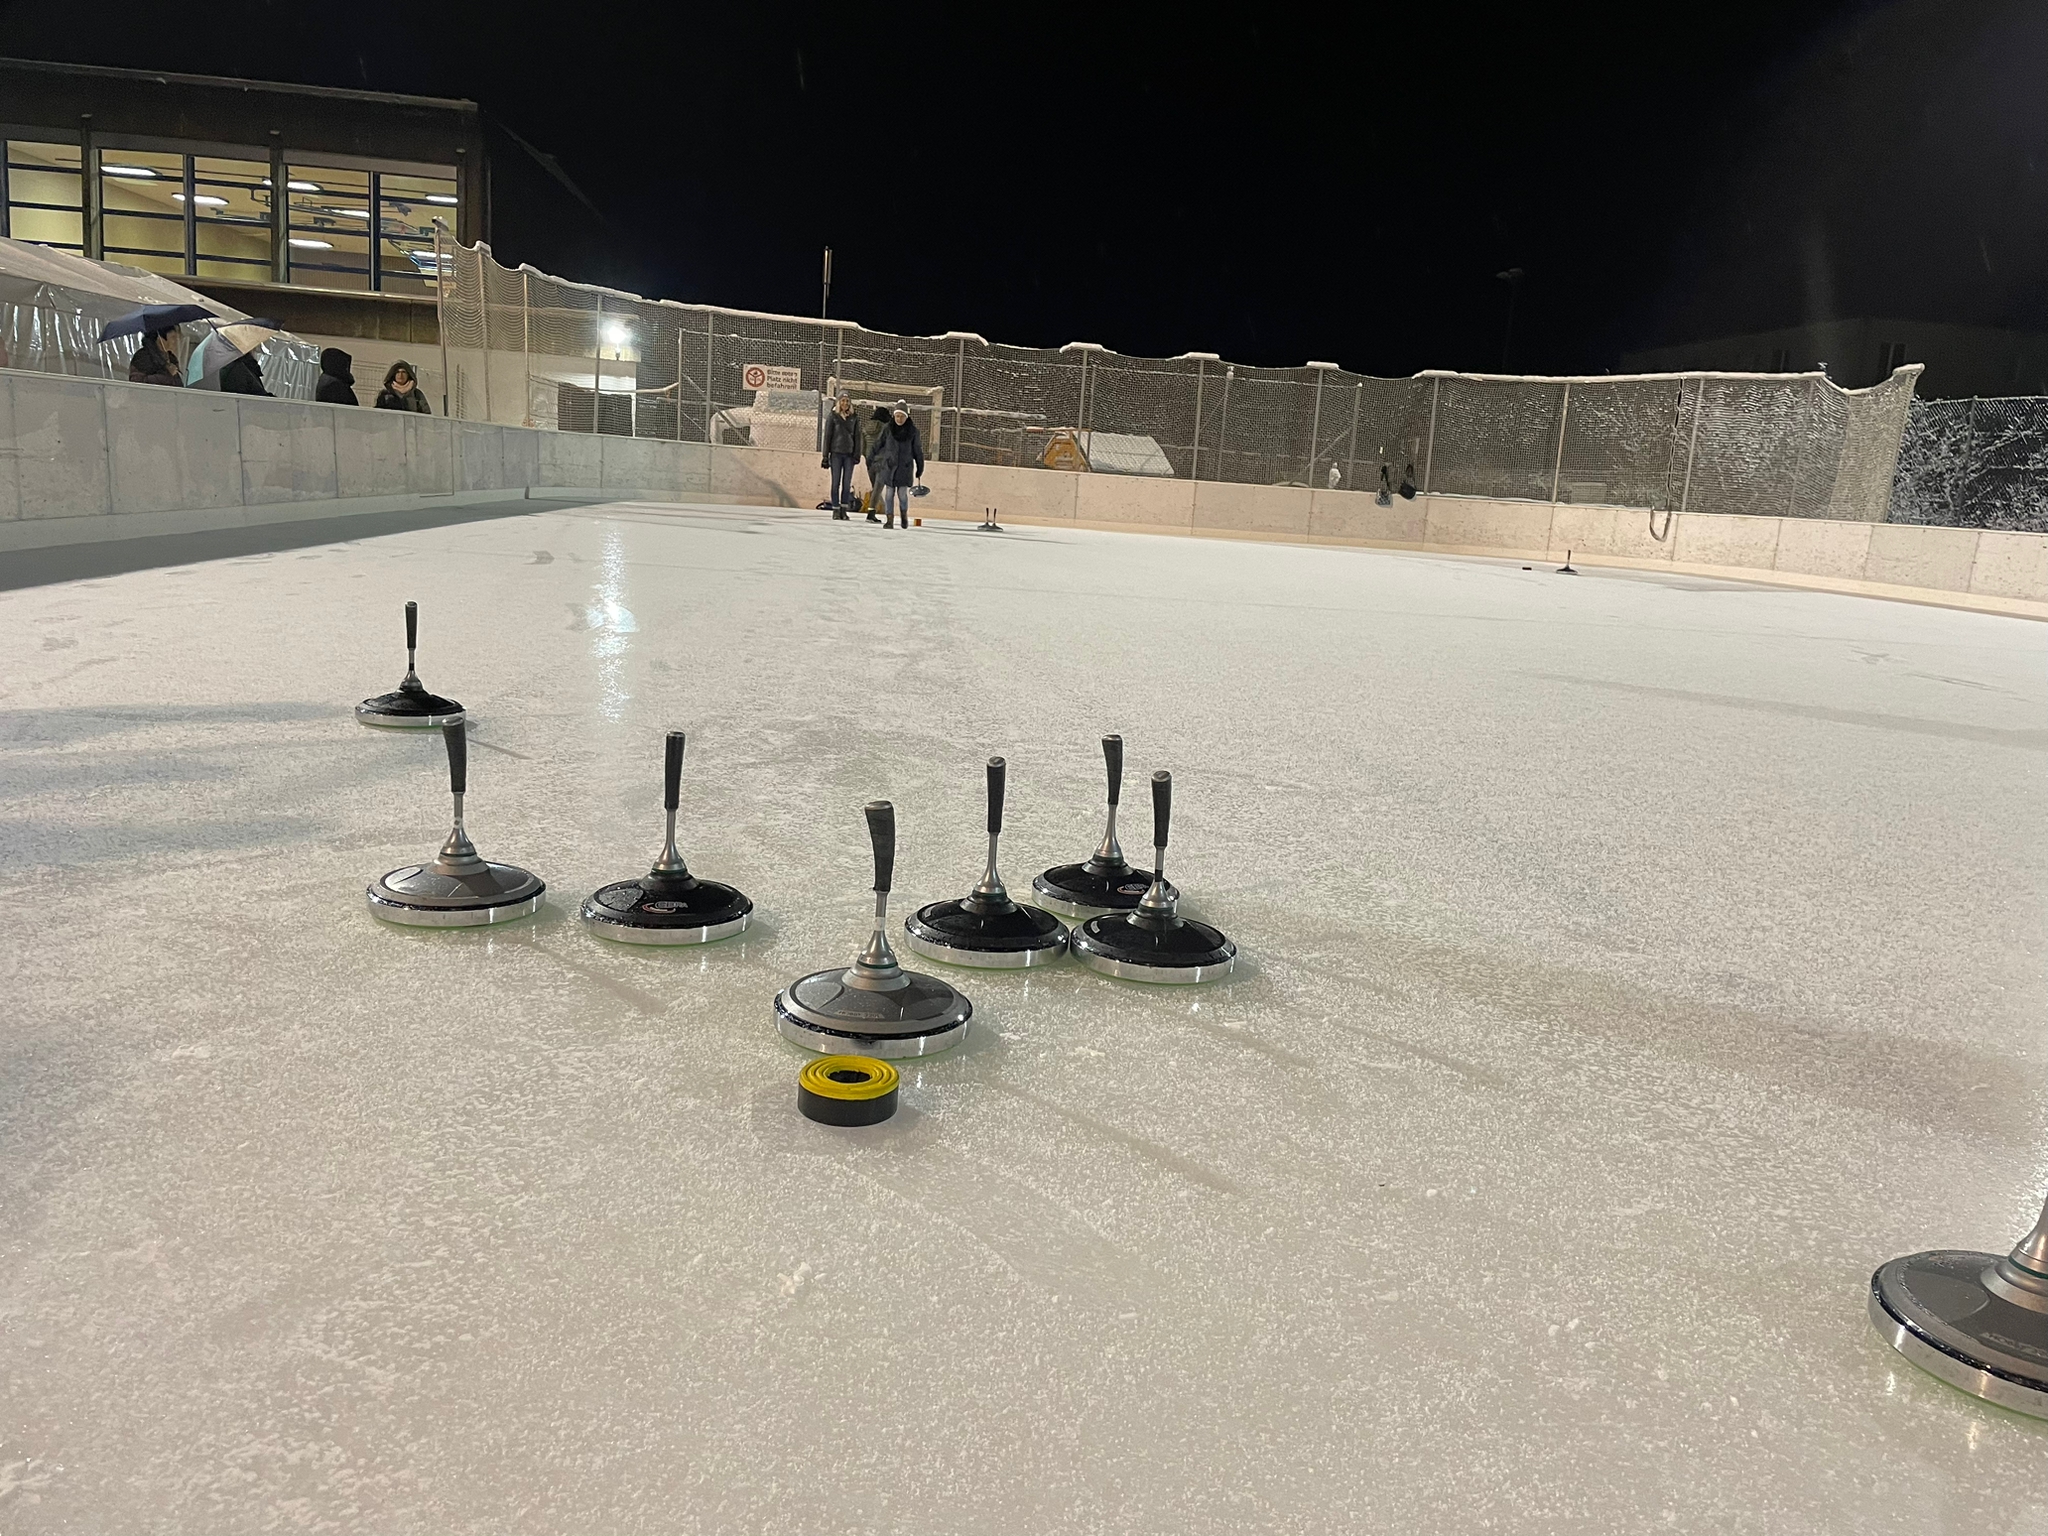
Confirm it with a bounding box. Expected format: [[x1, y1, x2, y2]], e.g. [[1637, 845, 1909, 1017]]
[[288, 237, 334, 250], [102, 165, 158, 178], [173, 193, 229, 206], [426, 194, 457, 205], [287, 180, 321, 192]]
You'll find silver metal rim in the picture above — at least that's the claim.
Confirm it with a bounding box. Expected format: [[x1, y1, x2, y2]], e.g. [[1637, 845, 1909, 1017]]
[[1071, 945, 1236, 985], [366, 887, 542, 927], [902, 927, 1068, 969], [355, 704, 465, 729], [1029, 890, 1109, 920], [773, 1004, 970, 1059], [1869, 1285, 2048, 1419], [579, 904, 751, 945]]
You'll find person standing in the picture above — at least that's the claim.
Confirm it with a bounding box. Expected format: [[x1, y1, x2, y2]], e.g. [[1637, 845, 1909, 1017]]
[[375, 360, 432, 413], [875, 399, 923, 531], [820, 390, 861, 519], [127, 325, 181, 386], [316, 347, 358, 406], [860, 404, 891, 522]]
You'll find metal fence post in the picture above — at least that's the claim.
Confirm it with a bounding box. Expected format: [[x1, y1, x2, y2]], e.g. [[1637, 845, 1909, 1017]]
[[1422, 376, 1440, 493], [1305, 362, 1336, 485], [1218, 366, 1234, 483], [1785, 375, 1815, 516], [954, 335, 966, 462], [1191, 356, 1207, 481], [1345, 381, 1362, 489], [432, 217, 451, 417], [589, 293, 603, 435], [521, 269, 532, 427], [1678, 375, 1704, 514], [704, 311, 715, 445], [479, 255, 493, 425], [675, 325, 685, 441], [1549, 381, 1571, 503]]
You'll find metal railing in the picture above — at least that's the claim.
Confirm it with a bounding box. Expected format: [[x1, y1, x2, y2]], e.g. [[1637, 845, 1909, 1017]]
[[433, 227, 1921, 522], [1891, 396, 2048, 532]]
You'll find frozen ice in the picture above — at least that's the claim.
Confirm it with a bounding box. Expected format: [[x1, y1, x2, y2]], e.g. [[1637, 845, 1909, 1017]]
[[2, 501, 2046, 1531]]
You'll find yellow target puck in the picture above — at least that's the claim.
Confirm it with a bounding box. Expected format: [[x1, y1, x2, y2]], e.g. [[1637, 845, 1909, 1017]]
[[797, 1055, 900, 1126]]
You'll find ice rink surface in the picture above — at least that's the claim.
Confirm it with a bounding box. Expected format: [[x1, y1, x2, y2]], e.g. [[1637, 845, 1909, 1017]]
[[3, 500, 2046, 1533]]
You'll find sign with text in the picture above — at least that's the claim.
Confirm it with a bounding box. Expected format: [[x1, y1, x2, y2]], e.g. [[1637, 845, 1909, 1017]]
[[743, 363, 802, 391]]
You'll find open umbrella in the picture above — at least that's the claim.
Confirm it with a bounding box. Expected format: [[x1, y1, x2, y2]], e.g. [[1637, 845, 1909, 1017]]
[[184, 320, 286, 389], [97, 303, 216, 345]]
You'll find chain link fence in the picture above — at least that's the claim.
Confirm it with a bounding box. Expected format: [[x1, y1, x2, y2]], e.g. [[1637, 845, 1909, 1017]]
[[433, 230, 1920, 522], [1891, 397, 2048, 532]]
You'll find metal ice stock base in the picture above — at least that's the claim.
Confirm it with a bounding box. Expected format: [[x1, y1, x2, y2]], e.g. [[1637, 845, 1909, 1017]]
[[1869, 1193, 2048, 1420], [1070, 769, 1237, 985], [367, 722, 544, 927], [905, 755, 1069, 968], [1034, 732, 1175, 916], [774, 801, 973, 1058], [580, 730, 753, 945], [357, 599, 465, 728]]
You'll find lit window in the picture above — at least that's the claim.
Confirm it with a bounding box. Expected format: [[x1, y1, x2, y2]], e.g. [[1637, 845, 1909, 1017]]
[[98, 148, 184, 276], [192, 156, 272, 279], [5, 140, 84, 250], [375, 167, 456, 295], [286, 164, 370, 290]]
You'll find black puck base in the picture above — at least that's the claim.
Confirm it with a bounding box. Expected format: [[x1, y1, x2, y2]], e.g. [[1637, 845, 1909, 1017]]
[[797, 1055, 900, 1126]]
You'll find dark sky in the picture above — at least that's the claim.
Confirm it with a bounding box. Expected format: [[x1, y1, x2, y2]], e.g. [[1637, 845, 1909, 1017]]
[[1, 0, 2042, 373]]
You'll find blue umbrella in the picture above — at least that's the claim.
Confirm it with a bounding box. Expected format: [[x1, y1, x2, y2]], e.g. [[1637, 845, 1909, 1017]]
[[97, 303, 216, 345]]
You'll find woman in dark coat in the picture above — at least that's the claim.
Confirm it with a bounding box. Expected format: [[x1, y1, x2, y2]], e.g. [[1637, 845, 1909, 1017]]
[[127, 327, 181, 386], [874, 400, 923, 530], [315, 347, 358, 406], [375, 359, 432, 413], [860, 404, 891, 522]]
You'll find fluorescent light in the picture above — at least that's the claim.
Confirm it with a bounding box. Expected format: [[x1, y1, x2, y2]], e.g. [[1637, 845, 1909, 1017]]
[[288, 238, 333, 250], [174, 194, 229, 207], [329, 207, 370, 218], [288, 180, 321, 192], [425, 194, 457, 205], [102, 164, 158, 178]]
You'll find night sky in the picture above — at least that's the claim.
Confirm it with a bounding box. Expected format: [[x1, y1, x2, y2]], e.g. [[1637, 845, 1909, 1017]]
[[1, 0, 2042, 374]]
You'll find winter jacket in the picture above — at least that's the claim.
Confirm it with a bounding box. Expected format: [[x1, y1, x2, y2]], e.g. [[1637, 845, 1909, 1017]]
[[860, 406, 891, 475], [821, 406, 862, 461], [127, 337, 180, 386], [375, 360, 431, 413], [876, 417, 925, 487], [316, 348, 358, 406], [217, 353, 270, 396]]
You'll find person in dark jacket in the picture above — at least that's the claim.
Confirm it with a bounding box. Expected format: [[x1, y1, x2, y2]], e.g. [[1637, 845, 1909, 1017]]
[[820, 391, 861, 518], [375, 359, 432, 413], [860, 404, 891, 522], [875, 399, 923, 530], [217, 352, 270, 396], [127, 326, 181, 386], [316, 347, 358, 405]]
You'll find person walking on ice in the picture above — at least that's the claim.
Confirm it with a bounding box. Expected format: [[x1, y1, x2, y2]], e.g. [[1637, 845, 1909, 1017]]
[[875, 399, 923, 530]]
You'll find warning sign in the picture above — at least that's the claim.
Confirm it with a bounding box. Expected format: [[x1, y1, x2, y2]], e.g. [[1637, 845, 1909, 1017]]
[[742, 363, 801, 391]]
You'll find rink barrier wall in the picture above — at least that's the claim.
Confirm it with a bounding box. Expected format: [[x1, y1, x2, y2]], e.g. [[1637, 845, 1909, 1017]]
[[1, 368, 2042, 618]]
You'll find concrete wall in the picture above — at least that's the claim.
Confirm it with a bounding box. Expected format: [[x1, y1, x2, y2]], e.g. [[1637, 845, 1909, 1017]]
[[4, 368, 2044, 618]]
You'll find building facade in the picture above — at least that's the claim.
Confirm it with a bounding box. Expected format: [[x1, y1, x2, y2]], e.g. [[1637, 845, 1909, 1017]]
[[0, 58, 485, 299]]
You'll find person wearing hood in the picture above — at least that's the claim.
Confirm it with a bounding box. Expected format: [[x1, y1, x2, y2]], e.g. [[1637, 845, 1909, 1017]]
[[217, 352, 271, 396], [127, 325, 181, 387], [316, 347, 358, 406], [375, 359, 432, 414], [860, 403, 891, 522], [874, 399, 923, 530]]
